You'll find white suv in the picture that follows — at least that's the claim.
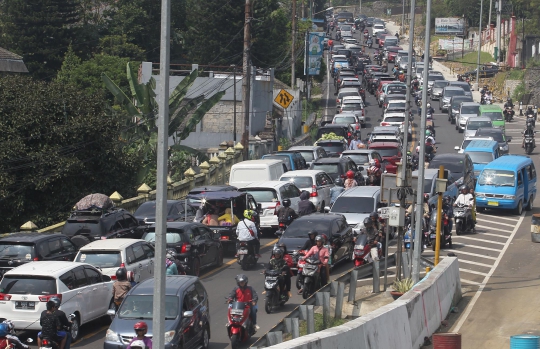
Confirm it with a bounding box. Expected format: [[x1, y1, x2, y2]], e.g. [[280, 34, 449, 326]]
[[279, 170, 335, 211], [0, 261, 113, 341], [74, 239, 155, 283]]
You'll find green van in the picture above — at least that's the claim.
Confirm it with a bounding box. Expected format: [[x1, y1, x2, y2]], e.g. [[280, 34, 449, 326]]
[[479, 105, 505, 131]]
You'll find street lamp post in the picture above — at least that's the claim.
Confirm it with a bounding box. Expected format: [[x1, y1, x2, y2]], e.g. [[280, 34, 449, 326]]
[[475, 0, 484, 89]]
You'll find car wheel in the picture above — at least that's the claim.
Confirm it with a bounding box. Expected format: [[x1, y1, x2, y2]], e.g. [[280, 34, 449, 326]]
[[526, 196, 534, 211], [216, 247, 224, 267], [190, 257, 201, 277], [200, 325, 210, 349], [70, 314, 80, 342], [515, 200, 523, 215]]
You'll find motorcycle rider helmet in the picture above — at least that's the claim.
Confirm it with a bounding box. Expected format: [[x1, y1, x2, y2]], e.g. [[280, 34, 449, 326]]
[[334, 178, 344, 187], [0, 323, 8, 337], [273, 248, 283, 258], [443, 195, 452, 205], [369, 211, 379, 220], [134, 321, 148, 331], [50, 296, 61, 308], [307, 231, 318, 239], [278, 242, 288, 255], [129, 340, 147, 349], [315, 235, 324, 243], [282, 198, 291, 207], [235, 274, 248, 287], [528, 106, 533, 111], [424, 193, 430, 202], [363, 217, 373, 229], [459, 185, 468, 194], [243, 210, 254, 220], [346, 170, 355, 179], [116, 267, 127, 281], [2, 320, 14, 334], [425, 130, 431, 136], [427, 103, 431, 108]]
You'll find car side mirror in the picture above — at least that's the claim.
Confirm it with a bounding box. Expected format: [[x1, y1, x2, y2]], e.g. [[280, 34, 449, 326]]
[[324, 206, 331, 213], [107, 309, 116, 316], [275, 231, 283, 236], [257, 203, 262, 213], [102, 275, 112, 282], [183, 311, 194, 318], [454, 146, 460, 151]]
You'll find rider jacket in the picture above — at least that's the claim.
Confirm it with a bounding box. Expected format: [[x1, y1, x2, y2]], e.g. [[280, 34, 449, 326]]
[[236, 218, 258, 241], [298, 191, 316, 216], [268, 257, 287, 271], [228, 285, 258, 303], [455, 193, 474, 207], [277, 207, 298, 225]]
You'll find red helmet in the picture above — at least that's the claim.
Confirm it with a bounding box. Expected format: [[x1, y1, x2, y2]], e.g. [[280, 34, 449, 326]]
[[320, 234, 328, 242], [346, 170, 354, 179], [134, 322, 148, 331], [374, 159, 380, 168]]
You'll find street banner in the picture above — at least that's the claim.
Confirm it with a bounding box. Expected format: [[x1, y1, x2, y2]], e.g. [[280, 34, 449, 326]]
[[435, 18, 465, 35], [306, 32, 325, 76]]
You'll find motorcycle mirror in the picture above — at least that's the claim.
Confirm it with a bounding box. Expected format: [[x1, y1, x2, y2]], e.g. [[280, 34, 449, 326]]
[[26, 339, 33, 343], [275, 231, 283, 236], [454, 146, 460, 151], [106, 309, 116, 316], [183, 311, 194, 318]]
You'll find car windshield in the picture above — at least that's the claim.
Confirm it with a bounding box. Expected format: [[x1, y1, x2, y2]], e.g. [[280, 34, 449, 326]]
[[0, 243, 34, 260], [311, 163, 340, 176], [343, 154, 369, 165], [0, 276, 57, 295], [467, 151, 494, 164], [433, 81, 448, 88], [75, 251, 122, 268], [119, 295, 179, 320], [482, 112, 504, 121], [341, 25, 352, 31], [284, 219, 333, 238], [476, 132, 504, 142], [280, 176, 313, 189], [334, 116, 357, 124], [423, 179, 433, 194], [478, 169, 515, 187], [445, 89, 465, 97], [372, 147, 398, 157], [467, 121, 492, 130], [454, 84, 471, 92], [429, 160, 463, 173], [461, 106, 480, 115], [384, 116, 405, 122], [134, 202, 176, 216], [332, 197, 374, 213], [460, 139, 473, 150], [144, 231, 186, 243]]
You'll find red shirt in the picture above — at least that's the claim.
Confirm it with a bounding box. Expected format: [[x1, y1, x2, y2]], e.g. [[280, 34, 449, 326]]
[[229, 286, 258, 303]]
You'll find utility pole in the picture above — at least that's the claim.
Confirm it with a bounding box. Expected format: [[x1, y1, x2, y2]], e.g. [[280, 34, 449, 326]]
[[434, 166, 445, 265], [496, 0, 502, 62], [488, 0, 493, 31], [359, 0, 362, 15], [292, 0, 297, 88], [412, 0, 432, 284], [242, 0, 252, 159], [232, 65, 237, 142], [401, 0, 405, 35], [305, 31, 310, 101], [475, 0, 484, 89], [153, 0, 170, 346]]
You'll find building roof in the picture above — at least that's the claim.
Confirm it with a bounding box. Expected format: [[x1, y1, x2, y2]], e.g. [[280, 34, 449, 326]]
[[0, 47, 28, 73]]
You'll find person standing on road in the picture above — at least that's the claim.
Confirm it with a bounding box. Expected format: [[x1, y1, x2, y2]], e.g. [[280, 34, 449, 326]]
[[349, 133, 364, 149]]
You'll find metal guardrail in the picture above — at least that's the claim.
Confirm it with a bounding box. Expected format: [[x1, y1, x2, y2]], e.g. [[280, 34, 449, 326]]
[[251, 254, 397, 348]]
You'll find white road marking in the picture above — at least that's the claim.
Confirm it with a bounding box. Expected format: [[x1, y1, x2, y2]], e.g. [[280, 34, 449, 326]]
[[475, 232, 512, 238], [460, 278, 482, 286], [475, 225, 512, 234], [452, 236, 506, 245], [459, 268, 489, 276], [475, 214, 520, 222], [453, 213, 525, 332], [476, 218, 516, 227], [445, 249, 498, 260], [453, 243, 502, 252], [455, 259, 493, 268]]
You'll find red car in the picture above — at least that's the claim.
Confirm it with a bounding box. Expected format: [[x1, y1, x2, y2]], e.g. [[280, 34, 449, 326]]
[[386, 46, 403, 63], [367, 141, 402, 174]]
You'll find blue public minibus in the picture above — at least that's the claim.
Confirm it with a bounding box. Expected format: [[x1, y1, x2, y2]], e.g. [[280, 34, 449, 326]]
[[464, 140, 500, 178], [475, 155, 537, 214]]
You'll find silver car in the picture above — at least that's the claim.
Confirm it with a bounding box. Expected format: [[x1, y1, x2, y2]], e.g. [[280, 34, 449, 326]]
[[456, 102, 480, 131], [448, 81, 473, 99], [327, 186, 381, 227], [279, 170, 335, 211], [440, 86, 466, 112], [464, 117, 493, 138], [430, 80, 449, 101], [289, 145, 328, 167]]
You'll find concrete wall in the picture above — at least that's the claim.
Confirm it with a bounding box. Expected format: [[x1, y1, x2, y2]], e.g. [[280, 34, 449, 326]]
[[264, 257, 461, 349]]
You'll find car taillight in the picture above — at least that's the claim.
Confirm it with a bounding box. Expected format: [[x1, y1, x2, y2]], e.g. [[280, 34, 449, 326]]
[[0, 293, 12, 301], [279, 222, 285, 228], [356, 123, 360, 130], [310, 185, 318, 197], [111, 275, 117, 280], [273, 201, 281, 215], [181, 243, 191, 253], [381, 122, 389, 126], [221, 236, 229, 240], [43, 339, 50, 346], [33, 257, 39, 261], [355, 75, 358, 78], [39, 294, 62, 302]]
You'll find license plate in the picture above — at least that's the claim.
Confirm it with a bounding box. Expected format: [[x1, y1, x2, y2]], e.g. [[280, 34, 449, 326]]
[[487, 201, 499, 206], [15, 301, 35, 309], [430, 234, 436, 239], [237, 250, 248, 255]]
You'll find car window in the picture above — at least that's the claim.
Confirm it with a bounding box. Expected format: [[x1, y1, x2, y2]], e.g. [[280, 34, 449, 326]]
[[73, 266, 89, 289], [169, 204, 179, 216], [527, 165, 537, 180], [142, 243, 155, 258], [111, 219, 123, 232], [0, 276, 57, 295], [59, 271, 76, 290], [84, 267, 102, 285], [315, 174, 325, 187], [338, 218, 348, 232], [322, 173, 333, 184], [123, 214, 138, 228], [197, 227, 212, 240], [184, 286, 200, 310], [518, 171, 523, 186], [60, 238, 76, 254], [125, 246, 136, 264], [195, 282, 207, 303], [288, 184, 301, 197], [48, 239, 63, 258], [280, 185, 291, 200], [332, 221, 340, 235], [131, 243, 146, 263], [248, 198, 258, 211], [189, 228, 203, 242]]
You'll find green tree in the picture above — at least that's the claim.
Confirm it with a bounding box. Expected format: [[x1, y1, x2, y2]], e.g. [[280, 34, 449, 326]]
[[0, 75, 140, 232], [0, 0, 81, 80]]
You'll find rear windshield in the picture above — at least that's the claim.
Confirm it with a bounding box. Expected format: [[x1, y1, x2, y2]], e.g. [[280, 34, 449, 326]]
[[373, 148, 399, 157], [476, 131, 503, 142], [467, 151, 494, 164], [0, 276, 57, 295], [384, 116, 405, 122], [467, 121, 492, 130], [280, 176, 313, 189], [297, 151, 314, 162], [433, 81, 449, 88], [241, 189, 278, 203], [343, 154, 369, 165], [481, 111, 503, 121], [388, 102, 406, 109], [75, 251, 121, 268], [452, 83, 471, 92], [0, 243, 35, 260], [144, 231, 187, 244], [341, 103, 362, 109], [134, 202, 177, 217], [429, 160, 463, 173], [119, 295, 179, 320], [311, 163, 340, 177], [445, 89, 465, 97], [332, 197, 374, 213], [461, 106, 480, 115], [423, 179, 433, 194], [428, 75, 445, 82], [283, 219, 332, 238], [334, 116, 357, 124], [338, 92, 359, 99]]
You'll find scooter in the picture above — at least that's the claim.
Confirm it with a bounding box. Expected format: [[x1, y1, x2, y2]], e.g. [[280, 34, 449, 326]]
[[429, 211, 453, 250], [526, 112, 536, 128], [226, 300, 255, 349], [454, 203, 474, 235], [353, 234, 381, 266], [263, 269, 289, 314], [524, 133, 535, 155], [236, 241, 259, 270], [275, 222, 287, 236], [299, 256, 321, 299], [504, 107, 515, 122]]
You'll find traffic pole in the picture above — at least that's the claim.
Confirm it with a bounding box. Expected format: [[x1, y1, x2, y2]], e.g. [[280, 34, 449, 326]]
[[434, 165, 445, 266]]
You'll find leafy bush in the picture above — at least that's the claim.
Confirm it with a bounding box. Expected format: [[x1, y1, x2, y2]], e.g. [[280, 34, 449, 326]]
[[392, 278, 414, 293]]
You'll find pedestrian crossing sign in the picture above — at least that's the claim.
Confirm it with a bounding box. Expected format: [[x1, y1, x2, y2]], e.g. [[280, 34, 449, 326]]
[[274, 89, 294, 109]]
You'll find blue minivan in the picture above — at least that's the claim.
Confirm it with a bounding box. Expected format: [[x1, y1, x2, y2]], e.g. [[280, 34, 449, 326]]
[[464, 140, 500, 178], [475, 155, 537, 214]]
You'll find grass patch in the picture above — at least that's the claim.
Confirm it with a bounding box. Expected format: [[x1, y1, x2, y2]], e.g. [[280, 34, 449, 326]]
[[507, 68, 525, 80], [302, 98, 322, 122], [297, 313, 349, 336], [312, 84, 323, 96], [456, 51, 494, 66]]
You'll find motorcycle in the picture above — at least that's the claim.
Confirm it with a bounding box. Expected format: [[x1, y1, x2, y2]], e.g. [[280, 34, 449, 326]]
[[299, 255, 321, 299], [263, 269, 289, 314], [526, 113, 536, 127], [403, 226, 425, 252], [275, 222, 287, 236], [28, 314, 76, 349], [236, 241, 259, 270], [524, 133, 535, 155], [454, 203, 474, 235], [429, 211, 452, 250], [504, 107, 515, 122], [226, 300, 254, 349], [353, 234, 381, 266]]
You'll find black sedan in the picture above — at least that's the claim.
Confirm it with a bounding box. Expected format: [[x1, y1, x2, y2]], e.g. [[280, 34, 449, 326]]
[[134, 200, 197, 225], [276, 213, 354, 268], [142, 222, 224, 277]]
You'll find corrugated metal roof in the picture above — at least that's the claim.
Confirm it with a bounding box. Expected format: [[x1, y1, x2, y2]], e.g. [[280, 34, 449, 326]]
[[0, 47, 28, 73]]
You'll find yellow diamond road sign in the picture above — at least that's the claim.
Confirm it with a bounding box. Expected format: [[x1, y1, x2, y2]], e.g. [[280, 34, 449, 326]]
[[275, 89, 294, 109]]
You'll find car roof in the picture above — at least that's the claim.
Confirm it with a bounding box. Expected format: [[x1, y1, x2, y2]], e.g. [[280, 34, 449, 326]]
[[289, 146, 322, 151], [78, 238, 146, 251], [431, 153, 467, 161], [320, 125, 348, 129], [461, 102, 480, 107], [340, 186, 380, 197], [467, 117, 492, 122], [232, 159, 283, 167], [190, 185, 237, 193], [443, 86, 465, 91], [368, 142, 400, 147], [481, 155, 532, 170], [475, 127, 504, 135], [280, 170, 325, 178], [291, 213, 343, 223], [6, 261, 93, 277], [0, 232, 59, 243], [313, 157, 350, 164], [465, 140, 498, 150], [241, 181, 291, 189], [131, 275, 199, 295], [342, 149, 376, 154]]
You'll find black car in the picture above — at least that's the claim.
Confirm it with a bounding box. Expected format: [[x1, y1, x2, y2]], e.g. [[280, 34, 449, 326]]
[[277, 213, 354, 268], [134, 200, 197, 225], [310, 157, 365, 185], [187, 185, 238, 208], [104, 276, 210, 349], [427, 153, 475, 190], [474, 127, 511, 154], [314, 139, 348, 157], [62, 207, 145, 243], [448, 95, 474, 123], [316, 125, 351, 141], [142, 222, 223, 276], [366, 17, 374, 27], [0, 232, 79, 277]]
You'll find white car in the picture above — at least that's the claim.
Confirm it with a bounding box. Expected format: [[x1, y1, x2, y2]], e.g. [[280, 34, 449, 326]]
[[372, 23, 386, 36], [0, 261, 114, 340], [454, 136, 494, 153], [74, 239, 155, 283], [279, 170, 335, 211], [383, 99, 407, 115], [239, 181, 301, 230]]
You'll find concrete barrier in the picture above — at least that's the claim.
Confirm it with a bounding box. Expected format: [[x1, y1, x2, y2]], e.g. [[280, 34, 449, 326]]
[[262, 257, 461, 349]]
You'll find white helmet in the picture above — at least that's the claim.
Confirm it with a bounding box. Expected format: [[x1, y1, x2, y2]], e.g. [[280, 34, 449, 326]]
[[427, 103, 431, 108], [130, 340, 147, 349]]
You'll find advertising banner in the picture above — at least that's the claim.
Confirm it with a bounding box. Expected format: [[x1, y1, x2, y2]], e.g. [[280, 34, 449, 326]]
[[306, 32, 325, 76], [435, 18, 465, 35]]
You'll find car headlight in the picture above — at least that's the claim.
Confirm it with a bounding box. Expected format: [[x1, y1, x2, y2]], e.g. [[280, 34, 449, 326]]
[[476, 193, 486, 197], [164, 330, 176, 343], [105, 329, 120, 342], [500, 144, 509, 151], [503, 195, 516, 199]]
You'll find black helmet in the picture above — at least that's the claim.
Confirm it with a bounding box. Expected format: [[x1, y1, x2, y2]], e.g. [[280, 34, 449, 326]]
[[369, 212, 379, 220], [116, 268, 127, 281], [443, 195, 452, 204], [363, 217, 373, 229], [308, 231, 318, 238], [235, 274, 248, 287], [528, 106, 533, 110], [334, 178, 344, 187], [282, 198, 291, 207], [273, 248, 283, 258], [278, 242, 288, 255], [459, 185, 468, 193]]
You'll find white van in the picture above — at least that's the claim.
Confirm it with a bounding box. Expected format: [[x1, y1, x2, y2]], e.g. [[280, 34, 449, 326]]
[[229, 159, 287, 188]]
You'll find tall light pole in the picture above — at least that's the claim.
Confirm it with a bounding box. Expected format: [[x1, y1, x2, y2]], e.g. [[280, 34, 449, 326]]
[[496, 0, 501, 62], [475, 0, 484, 89], [292, 0, 297, 88]]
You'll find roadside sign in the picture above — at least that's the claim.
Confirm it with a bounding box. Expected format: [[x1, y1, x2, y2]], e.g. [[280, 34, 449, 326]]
[[274, 89, 294, 109], [380, 173, 417, 204], [379, 207, 390, 219]]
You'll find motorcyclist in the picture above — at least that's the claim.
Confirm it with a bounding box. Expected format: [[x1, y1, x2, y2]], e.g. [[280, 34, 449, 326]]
[[267, 248, 291, 298], [526, 106, 536, 127], [112, 268, 132, 309], [330, 178, 345, 206], [357, 217, 381, 260], [236, 210, 261, 258], [484, 90, 493, 104], [126, 322, 153, 349], [443, 195, 454, 232], [276, 198, 298, 226], [49, 297, 72, 349], [278, 242, 293, 296], [425, 138, 436, 162], [367, 159, 382, 185], [504, 97, 514, 109], [425, 130, 436, 145], [39, 300, 66, 349], [165, 253, 178, 275], [166, 250, 186, 275], [454, 185, 475, 232], [426, 102, 435, 116], [407, 194, 431, 226], [2, 320, 28, 349], [298, 191, 317, 216], [0, 323, 12, 349], [301, 236, 330, 290], [228, 274, 259, 331], [302, 231, 318, 251], [522, 120, 536, 148], [366, 37, 373, 47], [344, 170, 358, 189]]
